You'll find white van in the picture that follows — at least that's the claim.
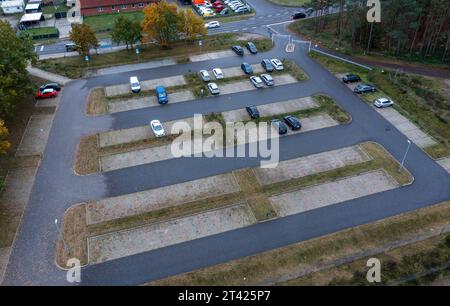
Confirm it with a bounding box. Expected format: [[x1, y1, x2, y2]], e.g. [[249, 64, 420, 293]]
[[130, 76, 141, 93]]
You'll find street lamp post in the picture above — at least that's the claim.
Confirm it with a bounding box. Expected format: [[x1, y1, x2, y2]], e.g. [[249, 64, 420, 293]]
[[398, 139, 412, 172], [54, 218, 69, 255]]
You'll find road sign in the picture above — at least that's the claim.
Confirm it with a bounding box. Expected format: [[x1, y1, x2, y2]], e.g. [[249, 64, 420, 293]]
[[199, 40, 202, 47], [84, 55, 90, 62], [136, 48, 140, 54]]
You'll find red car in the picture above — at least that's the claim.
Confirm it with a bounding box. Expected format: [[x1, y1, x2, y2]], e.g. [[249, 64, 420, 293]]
[[215, 4, 224, 12], [36, 88, 58, 99]]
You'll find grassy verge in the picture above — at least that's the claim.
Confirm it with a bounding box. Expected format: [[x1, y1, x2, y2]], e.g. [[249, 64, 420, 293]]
[[86, 88, 108, 115], [267, 0, 308, 6], [61, 141, 411, 267], [84, 11, 144, 32], [310, 51, 450, 158], [42, 5, 68, 14], [35, 33, 273, 79], [149, 198, 450, 286]]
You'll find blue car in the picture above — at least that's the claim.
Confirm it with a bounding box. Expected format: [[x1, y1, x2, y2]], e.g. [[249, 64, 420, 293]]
[[155, 86, 168, 104], [241, 62, 253, 75]]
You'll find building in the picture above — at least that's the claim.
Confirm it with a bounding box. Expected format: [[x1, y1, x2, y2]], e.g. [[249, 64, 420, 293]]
[[78, 0, 159, 17], [1, 0, 25, 14], [24, 2, 41, 13]]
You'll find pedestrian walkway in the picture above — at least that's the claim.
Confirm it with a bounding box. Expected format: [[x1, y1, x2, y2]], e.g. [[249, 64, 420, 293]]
[[27, 65, 72, 85]]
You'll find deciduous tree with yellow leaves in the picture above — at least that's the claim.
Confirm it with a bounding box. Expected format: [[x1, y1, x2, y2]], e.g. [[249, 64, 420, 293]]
[[179, 9, 206, 42], [0, 119, 10, 154]]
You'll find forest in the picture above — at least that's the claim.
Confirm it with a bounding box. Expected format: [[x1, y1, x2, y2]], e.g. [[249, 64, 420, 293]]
[[303, 0, 450, 63]]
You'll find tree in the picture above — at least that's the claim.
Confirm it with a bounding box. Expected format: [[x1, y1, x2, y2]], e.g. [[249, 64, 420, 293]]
[[0, 119, 10, 154], [69, 23, 99, 56], [111, 16, 142, 50], [179, 9, 206, 42], [141, 1, 181, 48], [0, 20, 36, 119]]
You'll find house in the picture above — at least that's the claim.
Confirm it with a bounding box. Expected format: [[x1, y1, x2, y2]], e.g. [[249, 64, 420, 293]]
[[19, 12, 44, 27], [1, 0, 25, 14], [78, 0, 159, 16]]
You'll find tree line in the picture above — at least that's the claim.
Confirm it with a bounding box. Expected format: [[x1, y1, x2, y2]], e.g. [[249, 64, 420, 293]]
[[309, 0, 450, 62], [70, 1, 206, 56]]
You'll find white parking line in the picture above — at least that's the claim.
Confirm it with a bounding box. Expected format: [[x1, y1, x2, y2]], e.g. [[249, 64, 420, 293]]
[[40, 45, 44, 51]]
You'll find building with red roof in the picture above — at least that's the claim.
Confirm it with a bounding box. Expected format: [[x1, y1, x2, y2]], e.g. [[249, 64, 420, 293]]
[[78, 0, 159, 16]]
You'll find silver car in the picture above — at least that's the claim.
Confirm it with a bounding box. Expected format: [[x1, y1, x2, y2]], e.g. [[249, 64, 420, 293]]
[[199, 70, 211, 82], [207, 82, 220, 95], [250, 76, 264, 88], [374, 97, 394, 108], [260, 74, 274, 86]]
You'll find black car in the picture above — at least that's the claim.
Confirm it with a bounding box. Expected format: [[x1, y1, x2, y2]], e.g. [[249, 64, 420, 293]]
[[231, 45, 244, 56], [246, 105, 260, 119], [246, 42, 258, 54], [39, 83, 61, 92], [65, 43, 77, 52], [261, 59, 274, 72], [342, 73, 361, 83], [292, 12, 307, 20], [271, 119, 288, 135], [354, 84, 377, 94], [283, 115, 302, 130]]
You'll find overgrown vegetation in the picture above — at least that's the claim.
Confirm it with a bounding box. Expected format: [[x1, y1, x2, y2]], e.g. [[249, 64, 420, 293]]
[[289, 0, 450, 65]]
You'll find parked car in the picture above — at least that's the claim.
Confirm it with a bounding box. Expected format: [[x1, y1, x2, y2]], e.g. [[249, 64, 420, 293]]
[[241, 62, 253, 74], [39, 83, 61, 92], [342, 73, 361, 83], [65, 43, 76, 52], [354, 84, 377, 94], [205, 21, 220, 28], [150, 120, 166, 137], [207, 82, 220, 95], [292, 12, 307, 19], [212, 68, 224, 79], [246, 105, 260, 119], [232, 45, 244, 56], [155, 86, 168, 104], [250, 76, 264, 88], [305, 8, 314, 16], [200, 70, 211, 81], [271, 119, 288, 135], [374, 97, 394, 108], [36, 88, 58, 99], [261, 59, 274, 72], [129, 76, 141, 93], [246, 41, 258, 54], [220, 8, 229, 15], [283, 115, 302, 130], [260, 74, 274, 86], [270, 58, 284, 71]]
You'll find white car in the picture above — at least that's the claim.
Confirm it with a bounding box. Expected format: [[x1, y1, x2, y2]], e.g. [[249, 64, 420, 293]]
[[250, 76, 264, 88], [130, 76, 141, 93], [207, 82, 220, 95], [150, 120, 166, 138], [374, 97, 394, 108], [212, 68, 224, 79], [270, 59, 284, 71], [199, 70, 211, 81], [205, 21, 220, 29]]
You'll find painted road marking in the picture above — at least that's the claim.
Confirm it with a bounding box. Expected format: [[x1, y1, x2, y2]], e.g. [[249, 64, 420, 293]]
[[40, 45, 44, 51]]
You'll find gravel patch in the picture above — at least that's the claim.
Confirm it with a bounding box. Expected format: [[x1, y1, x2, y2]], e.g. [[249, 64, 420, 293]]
[[254, 145, 372, 185], [104, 75, 186, 97], [86, 173, 241, 224], [15, 114, 53, 157], [375, 107, 437, 148], [270, 170, 398, 217], [88, 203, 256, 264]]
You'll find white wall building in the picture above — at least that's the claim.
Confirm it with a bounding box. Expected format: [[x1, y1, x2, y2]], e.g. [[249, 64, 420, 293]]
[[1, 0, 25, 14]]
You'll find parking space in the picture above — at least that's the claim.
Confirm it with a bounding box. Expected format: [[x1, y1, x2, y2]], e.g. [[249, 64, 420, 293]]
[[223, 97, 318, 122], [16, 114, 54, 157], [104, 75, 186, 97], [270, 170, 398, 217], [108, 90, 194, 113], [189, 50, 237, 62], [219, 74, 297, 95], [86, 173, 241, 225], [98, 116, 203, 148], [375, 107, 436, 148], [88, 203, 255, 264], [253, 145, 372, 185]]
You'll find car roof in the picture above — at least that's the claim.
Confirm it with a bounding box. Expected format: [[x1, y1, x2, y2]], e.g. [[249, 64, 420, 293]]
[[155, 86, 166, 91], [42, 88, 54, 93]]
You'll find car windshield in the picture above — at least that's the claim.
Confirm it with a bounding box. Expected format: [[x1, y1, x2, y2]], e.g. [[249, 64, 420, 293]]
[[153, 124, 162, 131], [131, 83, 139, 87]]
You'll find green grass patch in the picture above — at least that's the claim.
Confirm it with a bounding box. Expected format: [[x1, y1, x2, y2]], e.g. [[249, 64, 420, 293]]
[[267, 0, 309, 7], [20, 27, 59, 37], [41, 5, 68, 14], [84, 11, 144, 32]]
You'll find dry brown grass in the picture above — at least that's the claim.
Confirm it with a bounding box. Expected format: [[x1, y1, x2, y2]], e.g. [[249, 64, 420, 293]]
[[86, 88, 108, 115], [55, 204, 88, 267], [74, 135, 100, 175]]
